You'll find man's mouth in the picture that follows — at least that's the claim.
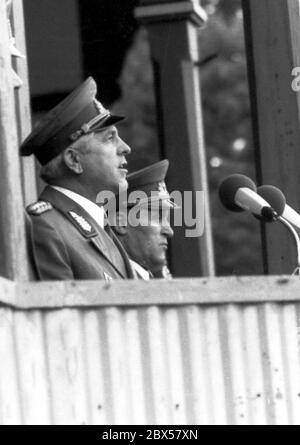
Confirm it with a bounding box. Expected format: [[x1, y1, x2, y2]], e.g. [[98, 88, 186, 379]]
[[160, 242, 168, 249], [118, 162, 128, 174]]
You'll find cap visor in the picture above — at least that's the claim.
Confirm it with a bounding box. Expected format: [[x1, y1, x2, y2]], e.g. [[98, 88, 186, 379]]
[[92, 114, 125, 132], [20, 139, 34, 156], [128, 196, 180, 209]]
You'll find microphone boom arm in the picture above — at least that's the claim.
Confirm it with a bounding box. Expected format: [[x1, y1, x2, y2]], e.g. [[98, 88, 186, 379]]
[[278, 216, 300, 275]]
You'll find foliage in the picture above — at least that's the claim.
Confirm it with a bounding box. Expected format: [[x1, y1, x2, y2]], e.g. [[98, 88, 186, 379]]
[[112, 28, 161, 172], [200, 2, 263, 275]]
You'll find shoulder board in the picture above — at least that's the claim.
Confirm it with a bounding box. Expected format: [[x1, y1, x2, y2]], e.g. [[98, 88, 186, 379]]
[[27, 201, 53, 216], [67, 211, 97, 238]]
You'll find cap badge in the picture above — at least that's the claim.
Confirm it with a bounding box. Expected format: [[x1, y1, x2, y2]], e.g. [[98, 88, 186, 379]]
[[157, 181, 167, 193], [94, 98, 108, 116], [27, 201, 53, 216], [69, 211, 92, 233]]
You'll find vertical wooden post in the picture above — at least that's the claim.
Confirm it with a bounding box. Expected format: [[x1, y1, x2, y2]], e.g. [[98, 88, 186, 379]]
[[243, 0, 300, 274], [135, 0, 215, 277], [12, 0, 37, 205], [0, 0, 29, 280]]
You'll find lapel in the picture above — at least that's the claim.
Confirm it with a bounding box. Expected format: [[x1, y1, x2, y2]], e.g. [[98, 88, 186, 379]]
[[104, 224, 137, 279], [40, 186, 127, 278]]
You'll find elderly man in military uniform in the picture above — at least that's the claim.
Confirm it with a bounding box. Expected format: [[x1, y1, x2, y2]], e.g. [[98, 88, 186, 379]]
[[110, 160, 175, 280], [20, 77, 135, 281]]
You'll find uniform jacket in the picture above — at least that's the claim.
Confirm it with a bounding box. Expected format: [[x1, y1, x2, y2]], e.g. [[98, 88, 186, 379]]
[[25, 211, 40, 280], [27, 186, 136, 281]]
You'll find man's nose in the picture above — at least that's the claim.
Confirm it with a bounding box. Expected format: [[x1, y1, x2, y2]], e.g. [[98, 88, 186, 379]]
[[118, 138, 131, 155], [162, 222, 174, 238]]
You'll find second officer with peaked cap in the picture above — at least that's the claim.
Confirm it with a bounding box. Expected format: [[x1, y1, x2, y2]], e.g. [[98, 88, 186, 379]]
[[21, 77, 136, 281], [109, 160, 175, 280]]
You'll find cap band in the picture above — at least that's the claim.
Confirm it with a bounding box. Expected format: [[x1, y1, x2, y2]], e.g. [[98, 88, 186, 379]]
[[69, 111, 111, 142]]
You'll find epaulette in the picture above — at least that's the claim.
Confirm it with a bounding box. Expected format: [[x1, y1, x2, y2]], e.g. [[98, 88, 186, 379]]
[[27, 201, 53, 216]]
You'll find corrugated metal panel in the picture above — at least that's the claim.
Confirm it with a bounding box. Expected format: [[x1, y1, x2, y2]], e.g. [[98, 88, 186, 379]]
[[1, 278, 300, 424]]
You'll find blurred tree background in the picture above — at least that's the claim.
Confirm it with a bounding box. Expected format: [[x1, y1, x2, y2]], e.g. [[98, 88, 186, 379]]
[[113, 0, 264, 276]]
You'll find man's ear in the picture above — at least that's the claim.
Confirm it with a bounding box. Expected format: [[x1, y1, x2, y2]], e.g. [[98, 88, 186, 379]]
[[113, 211, 128, 236], [63, 147, 83, 174]]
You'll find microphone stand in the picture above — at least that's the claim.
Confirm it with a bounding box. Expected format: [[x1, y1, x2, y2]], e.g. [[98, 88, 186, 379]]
[[278, 216, 300, 275]]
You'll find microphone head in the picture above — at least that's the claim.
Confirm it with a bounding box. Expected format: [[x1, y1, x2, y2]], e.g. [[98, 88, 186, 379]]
[[261, 206, 278, 222], [257, 185, 286, 216], [219, 174, 257, 212]]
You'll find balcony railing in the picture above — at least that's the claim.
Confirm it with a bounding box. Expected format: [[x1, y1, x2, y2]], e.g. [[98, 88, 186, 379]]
[[1, 275, 300, 425]]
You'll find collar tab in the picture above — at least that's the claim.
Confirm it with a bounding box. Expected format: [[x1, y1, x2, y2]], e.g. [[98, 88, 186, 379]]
[[67, 211, 98, 238]]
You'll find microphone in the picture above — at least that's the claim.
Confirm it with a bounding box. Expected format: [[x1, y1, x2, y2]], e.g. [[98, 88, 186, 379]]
[[219, 174, 256, 212], [257, 185, 300, 275], [219, 174, 278, 222], [257, 185, 300, 230]]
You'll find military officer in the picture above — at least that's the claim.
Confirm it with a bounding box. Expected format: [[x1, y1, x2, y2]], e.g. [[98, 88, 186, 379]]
[[20, 77, 135, 281], [109, 160, 175, 279]]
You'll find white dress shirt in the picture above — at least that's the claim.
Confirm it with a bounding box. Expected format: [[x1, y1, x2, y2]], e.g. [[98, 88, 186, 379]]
[[130, 260, 150, 280], [51, 186, 105, 228]]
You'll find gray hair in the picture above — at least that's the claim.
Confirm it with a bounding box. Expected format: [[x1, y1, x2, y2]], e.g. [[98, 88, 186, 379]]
[[40, 152, 65, 184], [40, 134, 92, 183]]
